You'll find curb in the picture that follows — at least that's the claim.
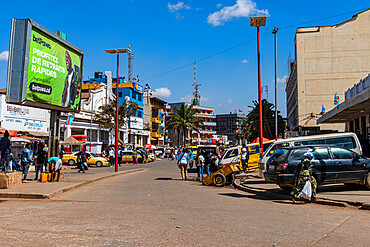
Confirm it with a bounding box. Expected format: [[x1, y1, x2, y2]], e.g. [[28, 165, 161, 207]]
[[0, 168, 145, 200], [233, 179, 365, 210]]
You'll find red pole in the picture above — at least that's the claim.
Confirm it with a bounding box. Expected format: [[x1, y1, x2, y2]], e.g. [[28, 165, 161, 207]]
[[115, 53, 119, 172], [257, 27, 264, 154]]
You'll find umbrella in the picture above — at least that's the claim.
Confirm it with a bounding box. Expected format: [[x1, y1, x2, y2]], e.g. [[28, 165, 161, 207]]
[[251, 137, 270, 144], [143, 144, 158, 149]]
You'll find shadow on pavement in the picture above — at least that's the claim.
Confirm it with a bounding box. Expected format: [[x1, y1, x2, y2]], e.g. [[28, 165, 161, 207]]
[[155, 177, 184, 181], [317, 184, 367, 192]]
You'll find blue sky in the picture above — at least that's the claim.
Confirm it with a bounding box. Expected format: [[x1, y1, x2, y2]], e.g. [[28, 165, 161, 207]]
[[0, 0, 368, 116]]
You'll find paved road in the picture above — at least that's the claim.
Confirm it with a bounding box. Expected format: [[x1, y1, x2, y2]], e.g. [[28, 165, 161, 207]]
[[0, 160, 369, 246]]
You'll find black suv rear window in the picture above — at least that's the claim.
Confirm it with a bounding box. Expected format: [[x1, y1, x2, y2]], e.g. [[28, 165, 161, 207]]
[[269, 149, 290, 163]]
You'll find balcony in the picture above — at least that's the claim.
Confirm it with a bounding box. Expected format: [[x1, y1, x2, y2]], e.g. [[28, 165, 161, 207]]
[[151, 132, 162, 138], [151, 117, 162, 124], [202, 122, 216, 126]]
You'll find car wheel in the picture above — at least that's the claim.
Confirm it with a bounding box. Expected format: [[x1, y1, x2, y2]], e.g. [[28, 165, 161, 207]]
[[365, 172, 370, 190], [68, 159, 75, 166], [213, 173, 226, 187], [96, 161, 103, 167]]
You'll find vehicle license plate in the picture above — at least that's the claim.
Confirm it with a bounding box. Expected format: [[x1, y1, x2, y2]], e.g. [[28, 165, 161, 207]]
[[269, 165, 275, 171]]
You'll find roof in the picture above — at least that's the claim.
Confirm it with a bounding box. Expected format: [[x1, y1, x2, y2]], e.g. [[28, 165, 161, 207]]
[[150, 97, 167, 104]]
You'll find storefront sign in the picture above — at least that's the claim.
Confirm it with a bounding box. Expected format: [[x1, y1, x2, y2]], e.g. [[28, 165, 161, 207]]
[[133, 83, 143, 94]]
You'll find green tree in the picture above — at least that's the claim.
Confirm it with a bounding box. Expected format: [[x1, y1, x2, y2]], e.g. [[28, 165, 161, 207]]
[[235, 121, 248, 143], [94, 98, 138, 131], [166, 103, 203, 146], [245, 99, 285, 142]]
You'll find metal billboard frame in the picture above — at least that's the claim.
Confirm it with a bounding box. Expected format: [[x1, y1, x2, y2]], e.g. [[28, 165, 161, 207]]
[[6, 18, 84, 113]]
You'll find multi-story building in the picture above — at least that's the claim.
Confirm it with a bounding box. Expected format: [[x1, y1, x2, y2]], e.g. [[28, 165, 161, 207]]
[[215, 113, 246, 144], [286, 9, 370, 132], [143, 94, 166, 146], [167, 103, 216, 145]]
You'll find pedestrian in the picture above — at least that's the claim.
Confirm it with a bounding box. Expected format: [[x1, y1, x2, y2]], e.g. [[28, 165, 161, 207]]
[[43, 144, 48, 172], [35, 143, 45, 181], [76, 150, 87, 173], [118, 147, 123, 166], [0, 130, 11, 171], [174, 148, 179, 160], [171, 149, 175, 160], [140, 149, 146, 164], [240, 144, 250, 173], [197, 151, 205, 180], [177, 148, 190, 180], [188, 149, 194, 168], [109, 147, 115, 167], [291, 151, 317, 203], [102, 148, 107, 158], [204, 151, 211, 176], [48, 157, 63, 182], [59, 146, 65, 159], [21, 143, 33, 182], [132, 149, 138, 165]]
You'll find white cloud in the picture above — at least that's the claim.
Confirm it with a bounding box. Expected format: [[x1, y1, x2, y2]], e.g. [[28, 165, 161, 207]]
[[217, 3, 222, 8], [277, 75, 288, 83], [168, 2, 190, 13], [0, 51, 9, 61], [241, 59, 248, 63], [227, 98, 233, 104], [152, 87, 172, 99], [207, 0, 269, 27], [201, 96, 209, 102], [180, 94, 193, 102]]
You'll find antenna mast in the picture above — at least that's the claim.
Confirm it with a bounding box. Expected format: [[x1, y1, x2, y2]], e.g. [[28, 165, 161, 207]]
[[128, 44, 133, 82], [192, 59, 201, 105]]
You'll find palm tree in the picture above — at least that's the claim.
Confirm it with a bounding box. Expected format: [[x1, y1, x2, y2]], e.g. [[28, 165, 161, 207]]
[[245, 99, 285, 141], [166, 103, 203, 146], [94, 98, 139, 132]]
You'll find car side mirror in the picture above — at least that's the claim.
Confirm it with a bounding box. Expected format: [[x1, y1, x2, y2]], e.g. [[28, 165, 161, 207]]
[[352, 154, 360, 162]]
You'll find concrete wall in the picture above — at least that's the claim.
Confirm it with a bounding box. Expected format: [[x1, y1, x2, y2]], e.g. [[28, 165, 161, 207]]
[[287, 10, 370, 131]]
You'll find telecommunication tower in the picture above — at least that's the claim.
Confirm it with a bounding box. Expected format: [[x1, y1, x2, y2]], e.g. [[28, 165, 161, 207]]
[[192, 60, 201, 106], [128, 44, 133, 82]]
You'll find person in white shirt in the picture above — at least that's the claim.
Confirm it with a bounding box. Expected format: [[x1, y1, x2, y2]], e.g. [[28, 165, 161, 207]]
[[197, 151, 205, 180], [240, 144, 250, 173], [109, 148, 115, 167]]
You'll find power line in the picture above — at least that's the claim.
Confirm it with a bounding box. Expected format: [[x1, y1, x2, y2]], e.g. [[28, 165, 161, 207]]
[[142, 8, 367, 81]]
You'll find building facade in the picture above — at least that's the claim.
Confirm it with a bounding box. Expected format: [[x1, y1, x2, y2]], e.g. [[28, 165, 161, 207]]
[[143, 94, 166, 146], [215, 113, 246, 144], [286, 9, 370, 132], [167, 103, 216, 145]]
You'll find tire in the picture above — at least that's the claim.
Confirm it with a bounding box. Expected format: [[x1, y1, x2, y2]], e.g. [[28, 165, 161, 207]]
[[96, 161, 103, 167], [68, 159, 75, 166], [138, 158, 143, 163], [213, 173, 226, 187], [365, 172, 370, 190]]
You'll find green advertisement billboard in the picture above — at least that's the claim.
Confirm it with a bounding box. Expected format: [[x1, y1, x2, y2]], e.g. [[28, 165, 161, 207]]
[[6, 19, 83, 112], [27, 28, 81, 110]]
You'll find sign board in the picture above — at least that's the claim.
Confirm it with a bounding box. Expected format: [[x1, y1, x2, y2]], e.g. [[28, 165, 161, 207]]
[[133, 83, 143, 94], [6, 18, 83, 112]]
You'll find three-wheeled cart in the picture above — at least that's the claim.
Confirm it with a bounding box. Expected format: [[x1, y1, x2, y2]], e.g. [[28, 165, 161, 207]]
[[203, 163, 243, 187]]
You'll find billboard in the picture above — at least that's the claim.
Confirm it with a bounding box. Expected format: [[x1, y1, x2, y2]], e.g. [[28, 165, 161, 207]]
[[6, 18, 83, 112]]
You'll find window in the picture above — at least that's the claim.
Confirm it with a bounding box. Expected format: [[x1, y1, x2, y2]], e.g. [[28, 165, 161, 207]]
[[294, 139, 324, 146], [249, 145, 259, 155], [138, 94, 142, 101], [331, 147, 353, 159], [224, 149, 239, 159], [266, 143, 289, 157], [132, 92, 137, 100], [325, 137, 356, 149], [313, 148, 330, 160], [269, 149, 290, 163], [118, 92, 123, 98], [289, 148, 310, 160], [137, 111, 143, 118]]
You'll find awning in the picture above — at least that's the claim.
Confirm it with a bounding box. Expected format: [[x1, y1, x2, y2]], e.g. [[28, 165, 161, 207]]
[[60, 136, 84, 145], [26, 131, 49, 137], [317, 86, 370, 124]]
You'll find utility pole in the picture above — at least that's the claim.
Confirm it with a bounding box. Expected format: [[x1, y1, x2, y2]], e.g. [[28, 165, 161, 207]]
[[192, 59, 201, 106], [272, 27, 278, 140]]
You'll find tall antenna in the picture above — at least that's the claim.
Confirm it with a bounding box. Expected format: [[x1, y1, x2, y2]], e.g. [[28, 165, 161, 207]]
[[128, 44, 133, 82], [192, 59, 201, 106], [262, 85, 268, 100]]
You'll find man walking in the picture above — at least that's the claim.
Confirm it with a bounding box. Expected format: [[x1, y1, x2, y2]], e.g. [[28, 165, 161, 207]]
[[109, 147, 115, 167], [240, 144, 250, 173], [21, 143, 33, 182], [177, 149, 191, 180], [0, 130, 11, 171], [35, 143, 45, 180]]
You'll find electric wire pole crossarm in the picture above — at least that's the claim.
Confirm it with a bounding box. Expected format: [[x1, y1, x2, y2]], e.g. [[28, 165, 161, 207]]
[[105, 48, 131, 172]]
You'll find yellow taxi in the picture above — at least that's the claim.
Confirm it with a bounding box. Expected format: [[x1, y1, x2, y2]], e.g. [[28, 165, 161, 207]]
[[121, 150, 143, 163], [185, 146, 198, 158], [62, 152, 109, 167]]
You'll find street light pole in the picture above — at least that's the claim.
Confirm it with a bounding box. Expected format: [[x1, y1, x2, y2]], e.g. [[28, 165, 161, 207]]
[[273, 27, 278, 140], [105, 48, 131, 172], [250, 16, 267, 153]]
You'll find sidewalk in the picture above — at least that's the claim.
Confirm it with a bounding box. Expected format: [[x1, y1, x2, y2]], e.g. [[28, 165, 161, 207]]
[[234, 173, 370, 210], [0, 165, 146, 199]]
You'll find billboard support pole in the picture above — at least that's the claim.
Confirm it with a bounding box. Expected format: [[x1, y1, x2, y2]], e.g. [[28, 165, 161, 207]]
[[115, 53, 119, 173], [48, 110, 61, 160]]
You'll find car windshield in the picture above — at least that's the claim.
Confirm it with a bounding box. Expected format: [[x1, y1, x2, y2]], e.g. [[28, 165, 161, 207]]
[[89, 153, 98, 157], [289, 148, 311, 160], [269, 149, 290, 163]]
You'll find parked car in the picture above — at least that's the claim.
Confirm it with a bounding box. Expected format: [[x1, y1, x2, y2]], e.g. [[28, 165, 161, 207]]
[[62, 152, 109, 167], [121, 151, 143, 163], [259, 132, 362, 177], [264, 146, 370, 190]]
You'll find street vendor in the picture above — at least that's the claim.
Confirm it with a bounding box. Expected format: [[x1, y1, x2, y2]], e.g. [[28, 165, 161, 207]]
[[48, 157, 63, 182]]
